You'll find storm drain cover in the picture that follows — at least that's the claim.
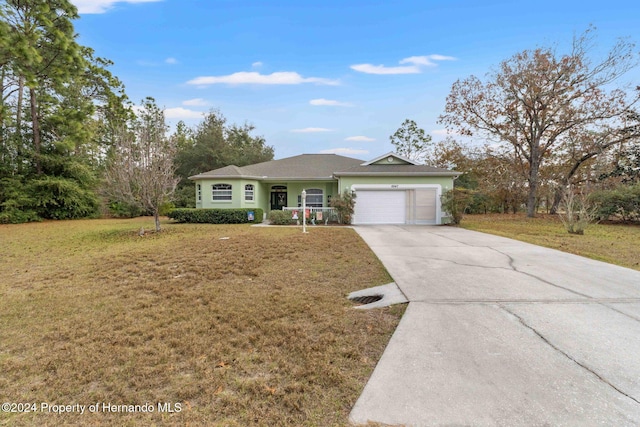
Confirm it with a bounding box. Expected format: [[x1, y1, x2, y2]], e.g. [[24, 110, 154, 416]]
[[349, 294, 384, 305]]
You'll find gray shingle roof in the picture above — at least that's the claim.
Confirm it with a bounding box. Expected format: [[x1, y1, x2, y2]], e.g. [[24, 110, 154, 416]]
[[188, 153, 460, 180], [188, 154, 364, 180], [334, 164, 461, 176]]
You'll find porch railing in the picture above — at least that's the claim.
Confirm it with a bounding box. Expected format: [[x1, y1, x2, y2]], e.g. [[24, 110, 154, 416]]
[[281, 207, 337, 225]]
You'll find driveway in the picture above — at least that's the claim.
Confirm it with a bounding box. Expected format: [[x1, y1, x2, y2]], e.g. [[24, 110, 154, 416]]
[[350, 225, 640, 426]]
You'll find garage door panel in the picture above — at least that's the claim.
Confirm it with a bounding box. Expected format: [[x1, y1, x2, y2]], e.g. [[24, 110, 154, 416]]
[[415, 189, 437, 223], [354, 191, 406, 224]]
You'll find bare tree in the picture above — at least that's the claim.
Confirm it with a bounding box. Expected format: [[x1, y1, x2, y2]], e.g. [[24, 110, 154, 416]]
[[558, 186, 597, 235], [104, 98, 178, 232], [439, 28, 639, 217]]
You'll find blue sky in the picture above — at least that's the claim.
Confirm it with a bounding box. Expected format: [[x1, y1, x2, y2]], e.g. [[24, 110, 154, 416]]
[[71, 0, 640, 160]]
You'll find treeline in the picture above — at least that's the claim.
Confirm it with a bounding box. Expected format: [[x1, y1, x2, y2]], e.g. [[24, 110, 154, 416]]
[[0, 0, 272, 224], [435, 28, 640, 220], [429, 137, 640, 219]]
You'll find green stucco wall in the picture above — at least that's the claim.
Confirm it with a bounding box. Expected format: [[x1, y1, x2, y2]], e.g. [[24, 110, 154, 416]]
[[194, 179, 265, 211], [193, 179, 338, 213]]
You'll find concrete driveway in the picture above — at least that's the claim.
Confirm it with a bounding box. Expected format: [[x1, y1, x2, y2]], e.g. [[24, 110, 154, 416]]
[[350, 225, 640, 427]]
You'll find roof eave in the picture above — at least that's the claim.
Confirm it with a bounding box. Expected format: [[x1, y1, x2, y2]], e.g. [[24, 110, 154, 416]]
[[260, 177, 337, 182], [188, 175, 339, 181], [188, 174, 264, 180], [334, 171, 462, 177]]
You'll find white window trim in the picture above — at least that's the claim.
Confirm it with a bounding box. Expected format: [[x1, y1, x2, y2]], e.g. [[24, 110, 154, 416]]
[[212, 183, 232, 202], [197, 184, 202, 201], [305, 188, 323, 208], [244, 184, 255, 202]]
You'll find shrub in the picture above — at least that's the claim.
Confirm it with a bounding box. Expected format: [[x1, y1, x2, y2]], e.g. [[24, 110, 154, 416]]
[[28, 176, 100, 220], [0, 178, 42, 224], [172, 184, 196, 208], [329, 190, 357, 224], [559, 188, 597, 235], [107, 200, 144, 218], [0, 206, 41, 224], [441, 188, 474, 225], [268, 210, 296, 225], [167, 208, 264, 224], [589, 184, 640, 222]]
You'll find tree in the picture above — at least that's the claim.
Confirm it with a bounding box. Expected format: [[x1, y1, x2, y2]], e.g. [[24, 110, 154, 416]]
[[104, 98, 179, 232], [431, 139, 527, 213], [599, 110, 640, 184], [175, 110, 273, 181], [439, 28, 640, 217], [173, 110, 273, 207], [0, 1, 129, 223], [1, 0, 85, 175], [389, 119, 433, 164]]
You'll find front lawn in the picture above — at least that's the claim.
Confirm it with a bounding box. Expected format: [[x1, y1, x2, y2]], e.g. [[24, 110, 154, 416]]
[[0, 218, 404, 426], [460, 213, 640, 271]]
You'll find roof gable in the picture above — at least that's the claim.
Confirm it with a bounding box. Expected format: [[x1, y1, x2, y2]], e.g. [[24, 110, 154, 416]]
[[362, 152, 418, 166]]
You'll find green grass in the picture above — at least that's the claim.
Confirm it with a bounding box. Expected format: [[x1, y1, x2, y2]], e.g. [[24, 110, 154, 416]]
[[0, 218, 404, 426], [460, 213, 640, 270]]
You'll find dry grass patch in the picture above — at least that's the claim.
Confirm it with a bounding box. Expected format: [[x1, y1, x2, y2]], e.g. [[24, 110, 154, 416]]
[[460, 213, 640, 270], [0, 218, 404, 426]]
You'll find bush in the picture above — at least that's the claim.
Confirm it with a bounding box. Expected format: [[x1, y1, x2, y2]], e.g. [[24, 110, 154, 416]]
[[172, 184, 196, 208], [268, 210, 296, 225], [441, 188, 474, 225], [107, 200, 144, 218], [589, 184, 640, 222], [29, 176, 100, 220], [167, 208, 263, 224], [0, 178, 42, 224], [329, 190, 357, 224], [0, 206, 41, 224], [559, 188, 597, 235]]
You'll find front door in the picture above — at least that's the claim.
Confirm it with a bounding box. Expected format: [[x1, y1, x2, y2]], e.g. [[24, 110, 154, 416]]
[[270, 186, 287, 210]]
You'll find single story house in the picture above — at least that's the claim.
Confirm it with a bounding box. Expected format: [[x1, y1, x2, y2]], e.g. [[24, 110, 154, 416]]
[[188, 152, 461, 225]]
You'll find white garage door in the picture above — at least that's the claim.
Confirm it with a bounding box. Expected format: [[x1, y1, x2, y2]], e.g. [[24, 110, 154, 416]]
[[353, 191, 406, 224], [415, 188, 437, 224]]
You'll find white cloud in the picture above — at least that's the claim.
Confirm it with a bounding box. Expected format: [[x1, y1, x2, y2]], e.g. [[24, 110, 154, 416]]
[[350, 63, 421, 75], [319, 148, 369, 155], [165, 57, 178, 65], [344, 135, 375, 142], [163, 107, 204, 120], [186, 71, 339, 86], [72, 0, 162, 14], [252, 61, 263, 68], [309, 98, 353, 107], [400, 56, 437, 67], [290, 127, 333, 133], [351, 54, 457, 75], [182, 98, 209, 107], [428, 54, 457, 61]]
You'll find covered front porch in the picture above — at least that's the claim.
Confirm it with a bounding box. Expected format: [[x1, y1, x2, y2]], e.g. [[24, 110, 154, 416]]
[[262, 181, 339, 213]]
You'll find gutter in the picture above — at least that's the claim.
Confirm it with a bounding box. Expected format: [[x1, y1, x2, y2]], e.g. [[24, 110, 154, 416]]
[[333, 171, 462, 177]]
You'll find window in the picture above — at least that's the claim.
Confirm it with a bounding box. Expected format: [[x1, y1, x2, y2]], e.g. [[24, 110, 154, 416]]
[[197, 184, 202, 201], [212, 183, 232, 201], [305, 188, 323, 208], [245, 184, 254, 201]]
